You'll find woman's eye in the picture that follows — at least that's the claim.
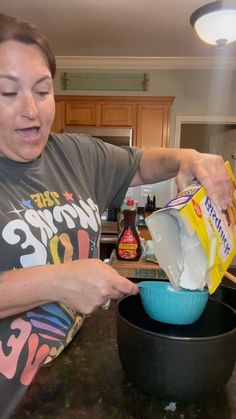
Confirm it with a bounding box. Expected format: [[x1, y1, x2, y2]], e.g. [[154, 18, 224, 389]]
[[1, 92, 17, 97], [36, 91, 50, 97]]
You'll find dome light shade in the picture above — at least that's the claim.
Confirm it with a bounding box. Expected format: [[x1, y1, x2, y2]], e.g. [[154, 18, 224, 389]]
[[190, 1, 236, 47]]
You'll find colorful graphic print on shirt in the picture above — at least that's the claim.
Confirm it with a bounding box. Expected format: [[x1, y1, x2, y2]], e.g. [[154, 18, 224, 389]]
[[0, 190, 100, 388], [2, 190, 101, 267]]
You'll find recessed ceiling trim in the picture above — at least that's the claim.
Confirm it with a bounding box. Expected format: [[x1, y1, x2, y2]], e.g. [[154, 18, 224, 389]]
[[56, 56, 236, 70]]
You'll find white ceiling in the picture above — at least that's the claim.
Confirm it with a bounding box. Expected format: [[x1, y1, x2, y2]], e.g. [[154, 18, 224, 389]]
[[1, 0, 236, 68]]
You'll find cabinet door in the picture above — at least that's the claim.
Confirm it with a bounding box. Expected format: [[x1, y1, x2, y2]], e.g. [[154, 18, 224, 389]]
[[51, 101, 65, 133], [136, 104, 170, 149], [101, 103, 133, 126], [65, 103, 97, 126]]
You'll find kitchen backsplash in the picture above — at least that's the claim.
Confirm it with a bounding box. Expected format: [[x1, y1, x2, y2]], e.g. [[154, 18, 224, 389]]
[[125, 178, 175, 209]]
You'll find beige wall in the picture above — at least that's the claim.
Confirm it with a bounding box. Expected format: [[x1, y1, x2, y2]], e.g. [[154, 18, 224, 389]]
[[53, 67, 236, 207], [54, 68, 236, 147]]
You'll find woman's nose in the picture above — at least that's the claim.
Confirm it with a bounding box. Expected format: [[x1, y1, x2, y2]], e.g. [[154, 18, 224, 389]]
[[20, 94, 39, 119]]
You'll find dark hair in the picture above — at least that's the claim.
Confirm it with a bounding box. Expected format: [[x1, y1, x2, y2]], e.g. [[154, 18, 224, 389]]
[[0, 13, 56, 78]]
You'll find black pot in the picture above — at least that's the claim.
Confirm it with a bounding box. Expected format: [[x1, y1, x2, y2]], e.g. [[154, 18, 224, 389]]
[[116, 294, 236, 401], [211, 277, 236, 310]]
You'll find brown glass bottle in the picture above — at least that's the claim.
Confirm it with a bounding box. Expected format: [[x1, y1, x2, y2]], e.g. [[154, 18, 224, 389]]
[[116, 200, 142, 261]]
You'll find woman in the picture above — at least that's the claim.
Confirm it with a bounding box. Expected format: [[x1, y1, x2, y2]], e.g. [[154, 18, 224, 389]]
[[0, 12, 232, 418]]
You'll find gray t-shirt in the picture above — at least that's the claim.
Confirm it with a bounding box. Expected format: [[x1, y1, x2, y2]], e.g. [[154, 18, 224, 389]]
[[0, 133, 142, 417], [0, 132, 142, 268]]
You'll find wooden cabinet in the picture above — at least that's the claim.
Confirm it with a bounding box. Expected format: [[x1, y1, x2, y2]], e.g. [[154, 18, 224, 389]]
[[100, 103, 134, 126], [52, 95, 174, 148], [51, 101, 65, 133], [139, 226, 152, 241], [136, 104, 170, 149], [65, 102, 97, 126]]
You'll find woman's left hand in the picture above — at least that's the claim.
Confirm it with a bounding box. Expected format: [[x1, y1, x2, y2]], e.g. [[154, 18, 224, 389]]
[[176, 150, 233, 209], [132, 147, 233, 209]]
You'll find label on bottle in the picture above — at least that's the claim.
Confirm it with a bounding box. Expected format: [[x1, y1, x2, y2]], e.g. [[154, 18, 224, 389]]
[[117, 229, 138, 259]]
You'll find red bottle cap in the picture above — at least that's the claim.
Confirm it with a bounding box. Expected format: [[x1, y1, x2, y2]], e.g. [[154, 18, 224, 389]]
[[127, 199, 134, 206]]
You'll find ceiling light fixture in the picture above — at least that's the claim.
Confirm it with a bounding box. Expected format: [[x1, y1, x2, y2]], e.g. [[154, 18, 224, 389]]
[[190, 1, 236, 48]]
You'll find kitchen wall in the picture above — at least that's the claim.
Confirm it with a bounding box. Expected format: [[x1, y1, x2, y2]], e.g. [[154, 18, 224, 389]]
[[54, 67, 236, 143], [54, 67, 236, 206], [125, 179, 173, 209]]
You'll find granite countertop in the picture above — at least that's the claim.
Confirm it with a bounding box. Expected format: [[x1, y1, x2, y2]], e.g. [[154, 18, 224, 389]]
[[14, 302, 236, 419]]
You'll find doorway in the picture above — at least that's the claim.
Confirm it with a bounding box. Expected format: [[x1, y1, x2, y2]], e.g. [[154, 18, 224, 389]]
[[175, 116, 236, 174], [175, 116, 236, 267], [170, 115, 236, 199]]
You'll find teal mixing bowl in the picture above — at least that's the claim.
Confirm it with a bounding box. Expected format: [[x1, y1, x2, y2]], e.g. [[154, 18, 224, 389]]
[[138, 281, 209, 325]]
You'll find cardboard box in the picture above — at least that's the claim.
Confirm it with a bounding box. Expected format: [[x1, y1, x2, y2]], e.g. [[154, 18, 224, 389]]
[[146, 162, 236, 294]]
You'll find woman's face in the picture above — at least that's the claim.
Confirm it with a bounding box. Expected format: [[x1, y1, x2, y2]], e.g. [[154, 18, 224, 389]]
[[0, 40, 55, 162]]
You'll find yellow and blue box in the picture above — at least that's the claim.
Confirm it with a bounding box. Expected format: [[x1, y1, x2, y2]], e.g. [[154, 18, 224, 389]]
[[146, 162, 236, 294]]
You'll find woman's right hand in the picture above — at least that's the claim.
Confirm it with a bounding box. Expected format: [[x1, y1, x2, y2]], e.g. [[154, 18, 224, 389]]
[[56, 259, 138, 314], [0, 259, 138, 319]]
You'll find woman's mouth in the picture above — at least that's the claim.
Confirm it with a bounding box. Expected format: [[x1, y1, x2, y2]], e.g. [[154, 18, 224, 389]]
[[15, 127, 41, 141]]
